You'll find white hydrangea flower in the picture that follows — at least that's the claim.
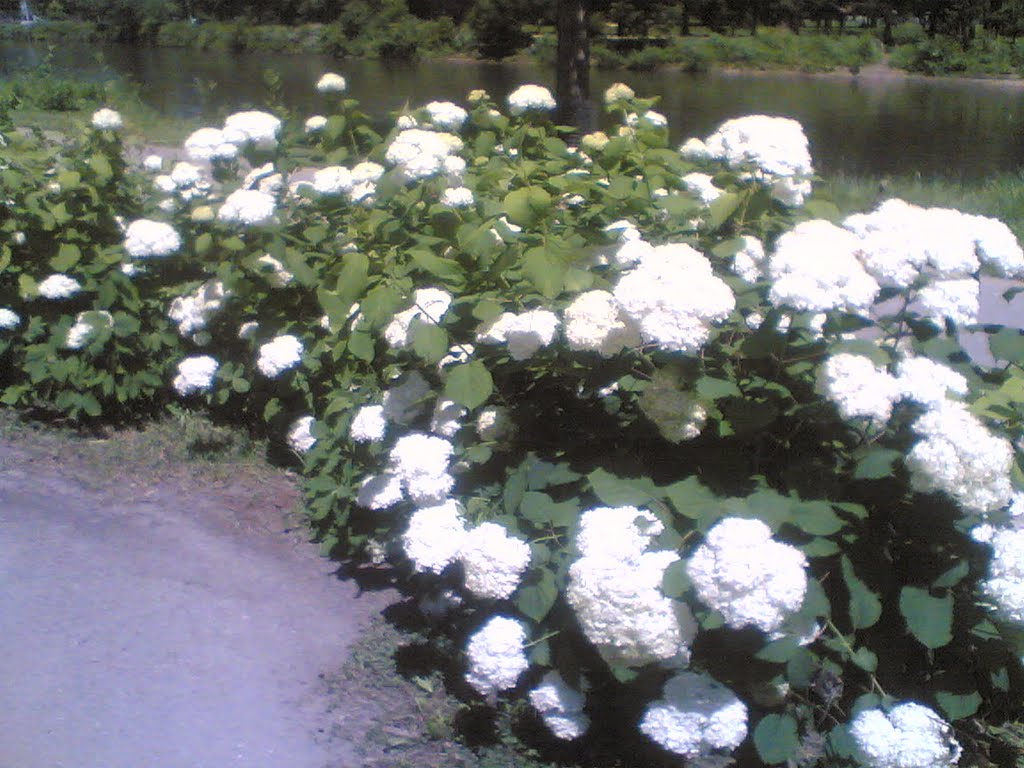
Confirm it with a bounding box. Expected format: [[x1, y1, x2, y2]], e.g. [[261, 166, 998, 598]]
[[614, 237, 656, 267], [626, 110, 667, 128], [396, 114, 418, 130], [381, 371, 431, 425], [91, 108, 122, 130], [457, 522, 531, 599], [170, 161, 204, 188], [476, 312, 517, 345], [768, 219, 879, 313], [254, 254, 293, 288], [65, 310, 113, 350], [817, 353, 901, 424], [123, 219, 181, 259], [350, 404, 387, 442], [430, 398, 466, 438], [568, 506, 696, 666], [703, 114, 813, 179], [441, 186, 475, 208], [507, 84, 556, 116], [731, 235, 766, 283], [313, 165, 353, 196], [563, 290, 640, 357], [402, 499, 467, 573], [238, 321, 259, 340], [388, 433, 455, 506], [37, 274, 82, 299], [638, 369, 708, 442], [218, 189, 276, 227], [906, 399, 1013, 515], [287, 415, 316, 454], [682, 172, 723, 205], [529, 672, 589, 740], [184, 127, 238, 161], [639, 671, 748, 759], [316, 72, 347, 93], [604, 82, 635, 104], [916, 278, 979, 326], [0, 308, 20, 329], [443, 155, 467, 182], [850, 702, 961, 768], [304, 115, 328, 133], [505, 309, 560, 361], [154, 174, 177, 193], [168, 279, 229, 336], [385, 128, 464, 182], [383, 288, 452, 349], [143, 154, 164, 171], [173, 355, 218, 395], [971, 212, 1024, 277], [439, 343, 473, 369], [679, 137, 710, 159], [465, 616, 529, 696], [424, 101, 468, 130], [223, 110, 281, 149], [687, 517, 808, 634], [357, 473, 404, 510], [256, 335, 304, 377], [581, 131, 610, 153], [613, 243, 735, 353], [242, 162, 282, 195], [981, 528, 1024, 624], [895, 357, 968, 407], [476, 406, 513, 442]]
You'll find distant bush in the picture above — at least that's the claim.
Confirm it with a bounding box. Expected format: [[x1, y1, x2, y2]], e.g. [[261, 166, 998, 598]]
[[467, 0, 533, 59]]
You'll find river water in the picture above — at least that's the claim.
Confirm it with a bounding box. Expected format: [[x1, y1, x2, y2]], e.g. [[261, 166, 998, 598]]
[[5, 41, 1024, 179]]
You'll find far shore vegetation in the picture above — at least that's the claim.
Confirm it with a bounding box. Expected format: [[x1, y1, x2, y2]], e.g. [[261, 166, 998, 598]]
[[4, 1, 1024, 79]]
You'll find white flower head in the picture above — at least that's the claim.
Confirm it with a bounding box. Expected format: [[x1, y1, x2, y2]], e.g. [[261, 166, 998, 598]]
[[703, 114, 813, 178], [457, 522, 531, 599], [170, 161, 204, 188], [313, 165, 353, 196], [505, 309, 560, 361], [385, 128, 464, 182], [441, 186, 475, 208], [184, 127, 238, 161], [143, 154, 164, 171], [604, 82, 635, 104], [402, 499, 467, 573], [91, 108, 122, 130], [304, 115, 328, 133], [316, 72, 347, 93], [173, 355, 218, 395], [383, 288, 452, 349], [507, 84, 556, 116], [639, 671, 748, 759], [639, 369, 708, 442], [529, 672, 589, 741], [563, 290, 640, 357], [687, 517, 808, 634], [388, 432, 454, 507], [357, 473, 404, 510], [424, 101, 468, 130], [817, 353, 901, 424], [350, 404, 387, 443], [431, 398, 466, 438], [982, 528, 1024, 623], [895, 357, 968, 407], [682, 172, 723, 205], [124, 219, 181, 259], [476, 405, 513, 442], [850, 702, 961, 768], [37, 274, 82, 299], [65, 310, 113, 350], [223, 110, 282, 149], [465, 616, 529, 696], [287, 415, 316, 454], [218, 189, 276, 227], [256, 335, 303, 377], [0, 308, 20, 329]]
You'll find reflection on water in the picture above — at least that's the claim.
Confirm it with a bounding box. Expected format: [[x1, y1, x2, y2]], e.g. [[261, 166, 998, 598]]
[[5, 41, 1024, 179]]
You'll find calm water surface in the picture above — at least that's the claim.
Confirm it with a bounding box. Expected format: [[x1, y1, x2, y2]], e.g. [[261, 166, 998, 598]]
[[5, 42, 1024, 179]]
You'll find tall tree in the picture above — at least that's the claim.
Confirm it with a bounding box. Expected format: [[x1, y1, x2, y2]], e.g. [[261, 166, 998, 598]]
[[556, 0, 592, 131]]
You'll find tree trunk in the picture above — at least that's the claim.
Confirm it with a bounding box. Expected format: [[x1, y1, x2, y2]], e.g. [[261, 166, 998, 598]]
[[556, 0, 592, 132], [681, 0, 690, 35]]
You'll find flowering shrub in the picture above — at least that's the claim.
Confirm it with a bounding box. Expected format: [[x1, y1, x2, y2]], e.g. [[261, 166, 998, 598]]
[[4, 82, 1024, 766]]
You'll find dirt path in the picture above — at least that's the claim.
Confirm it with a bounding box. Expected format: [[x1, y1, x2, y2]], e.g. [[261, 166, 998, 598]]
[[0, 428, 395, 768]]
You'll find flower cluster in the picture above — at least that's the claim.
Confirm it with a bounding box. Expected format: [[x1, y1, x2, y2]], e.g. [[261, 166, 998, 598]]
[[385, 128, 464, 182], [507, 84, 556, 115], [256, 334, 304, 378], [465, 615, 529, 697], [168, 280, 230, 338], [981, 528, 1024, 623], [123, 219, 181, 259], [639, 671, 748, 759], [850, 702, 961, 768], [528, 672, 589, 740], [65, 310, 113, 350], [173, 355, 219, 395]]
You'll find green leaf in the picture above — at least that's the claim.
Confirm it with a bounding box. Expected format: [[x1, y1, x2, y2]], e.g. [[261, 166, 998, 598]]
[[989, 327, 1024, 364], [933, 560, 970, 589], [756, 636, 801, 663], [347, 329, 375, 362], [519, 492, 578, 527], [195, 232, 213, 256], [444, 361, 493, 410], [517, 568, 558, 622], [408, 249, 466, 285], [89, 154, 113, 184], [522, 246, 565, 299], [662, 476, 720, 520], [707, 192, 742, 230], [754, 714, 801, 765], [851, 647, 878, 672], [410, 318, 448, 363], [935, 691, 981, 720], [788, 500, 845, 536], [696, 376, 741, 400], [588, 468, 656, 506], [661, 559, 691, 598], [899, 587, 953, 649], [503, 186, 552, 228], [303, 224, 329, 245], [803, 199, 841, 221], [335, 251, 370, 309], [853, 448, 903, 480], [50, 243, 81, 271], [841, 555, 882, 630]]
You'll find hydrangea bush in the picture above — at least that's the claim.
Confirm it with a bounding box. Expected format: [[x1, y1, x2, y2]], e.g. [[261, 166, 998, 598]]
[[3, 80, 1024, 765]]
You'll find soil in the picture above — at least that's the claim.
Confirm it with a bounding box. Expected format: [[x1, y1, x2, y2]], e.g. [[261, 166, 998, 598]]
[[0, 420, 406, 768]]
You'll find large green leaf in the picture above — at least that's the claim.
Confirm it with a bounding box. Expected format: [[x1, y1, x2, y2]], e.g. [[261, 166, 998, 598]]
[[588, 468, 656, 506], [754, 714, 801, 764], [935, 691, 981, 720], [50, 243, 81, 271], [503, 186, 551, 228], [522, 246, 565, 298], [899, 587, 953, 648], [841, 555, 882, 630], [444, 361, 493, 410], [410, 318, 448, 363], [334, 251, 370, 310], [853, 448, 903, 480], [517, 568, 558, 622]]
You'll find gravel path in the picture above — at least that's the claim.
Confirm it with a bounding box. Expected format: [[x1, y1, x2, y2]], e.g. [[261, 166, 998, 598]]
[[0, 436, 394, 768]]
